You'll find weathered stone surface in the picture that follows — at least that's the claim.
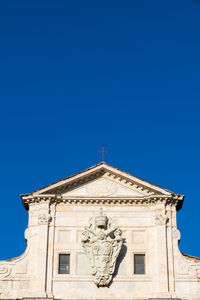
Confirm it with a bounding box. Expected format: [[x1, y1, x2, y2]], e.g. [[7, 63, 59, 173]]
[[0, 163, 199, 300]]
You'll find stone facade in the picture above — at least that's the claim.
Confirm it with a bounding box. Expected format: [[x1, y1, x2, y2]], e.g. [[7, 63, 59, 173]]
[[0, 162, 200, 300]]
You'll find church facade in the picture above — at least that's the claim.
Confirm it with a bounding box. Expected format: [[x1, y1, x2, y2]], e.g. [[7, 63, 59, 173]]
[[0, 162, 200, 300]]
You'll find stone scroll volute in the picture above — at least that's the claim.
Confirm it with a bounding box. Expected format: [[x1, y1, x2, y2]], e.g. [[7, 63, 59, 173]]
[[81, 209, 123, 287]]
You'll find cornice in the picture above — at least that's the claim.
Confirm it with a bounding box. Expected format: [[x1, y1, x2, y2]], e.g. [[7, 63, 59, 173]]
[[21, 194, 184, 210]]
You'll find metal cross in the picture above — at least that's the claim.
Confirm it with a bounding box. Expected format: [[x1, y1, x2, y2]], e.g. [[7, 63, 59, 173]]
[[98, 145, 108, 162]]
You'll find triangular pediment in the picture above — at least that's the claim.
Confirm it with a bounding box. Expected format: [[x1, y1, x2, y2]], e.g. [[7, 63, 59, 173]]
[[28, 162, 172, 197], [62, 177, 147, 197]]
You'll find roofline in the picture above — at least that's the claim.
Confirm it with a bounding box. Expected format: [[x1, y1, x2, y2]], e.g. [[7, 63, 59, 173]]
[[27, 162, 106, 194], [182, 253, 200, 260], [22, 162, 174, 196]]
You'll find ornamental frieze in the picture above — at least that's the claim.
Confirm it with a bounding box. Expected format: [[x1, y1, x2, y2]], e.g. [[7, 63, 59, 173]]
[[81, 209, 123, 286]]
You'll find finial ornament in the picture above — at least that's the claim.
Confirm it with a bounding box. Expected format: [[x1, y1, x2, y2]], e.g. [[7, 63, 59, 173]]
[[81, 209, 123, 286], [98, 145, 108, 162]]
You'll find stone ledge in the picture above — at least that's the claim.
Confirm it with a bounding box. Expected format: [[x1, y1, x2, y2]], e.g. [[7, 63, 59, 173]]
[[148, 298, 183, 300], [20, 298, 183, 300], [21, 298, 54, 300]]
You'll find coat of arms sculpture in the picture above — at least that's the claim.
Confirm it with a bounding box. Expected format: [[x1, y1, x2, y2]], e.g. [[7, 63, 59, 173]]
[[81, 208, 123, 286]]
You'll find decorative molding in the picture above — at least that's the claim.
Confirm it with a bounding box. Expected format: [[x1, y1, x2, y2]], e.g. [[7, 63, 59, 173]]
[[81, 209, 123, 286], [28, 166, 160, 196], [38, 214, 50, 225], [25, 162, 173, 196], [22, 194, 183, 209], [0, 265, 11, 278], [155, 213, 168, 225], [86, 178, 117, 196]]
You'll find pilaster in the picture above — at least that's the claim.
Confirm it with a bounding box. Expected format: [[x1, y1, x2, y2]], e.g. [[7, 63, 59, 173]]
[[153, 202, 170, 298], [28, 202, 50, 296], [166, 205, 177, 298], [46, 203, 56, 298]]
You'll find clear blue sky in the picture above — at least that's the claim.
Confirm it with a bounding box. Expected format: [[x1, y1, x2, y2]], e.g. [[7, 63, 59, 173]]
[[0, 0, 200, 260]]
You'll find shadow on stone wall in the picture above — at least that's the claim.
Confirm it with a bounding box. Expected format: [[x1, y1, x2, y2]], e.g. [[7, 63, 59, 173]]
[[110, 238, 127, 285]]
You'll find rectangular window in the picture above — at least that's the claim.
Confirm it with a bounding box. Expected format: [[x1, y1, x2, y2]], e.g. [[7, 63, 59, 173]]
[[58, 254, 70, 274], [134, 254, 145, 274]]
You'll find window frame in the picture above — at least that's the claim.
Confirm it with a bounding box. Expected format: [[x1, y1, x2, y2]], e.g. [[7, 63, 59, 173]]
[[133, 253, 146, 275], [58, 253, 70, 275]]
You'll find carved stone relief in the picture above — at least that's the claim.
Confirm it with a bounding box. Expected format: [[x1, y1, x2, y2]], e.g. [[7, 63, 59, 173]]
[[38, 214, 50, 225], [86, 178, 117, 196], [29, 204, 50, 226], [64, 177, 148, 197], [0, 265, 11, 278], [81, 209, 123, 286], [155, 213, 168, 225]]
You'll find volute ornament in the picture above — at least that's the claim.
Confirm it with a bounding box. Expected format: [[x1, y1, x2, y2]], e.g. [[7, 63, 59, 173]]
[[81, 209, 123, 286], [0, 265, 11, 278]]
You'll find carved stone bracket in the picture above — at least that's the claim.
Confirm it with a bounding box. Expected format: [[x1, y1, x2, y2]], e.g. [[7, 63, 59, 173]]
[[81, 209, 123, 286]]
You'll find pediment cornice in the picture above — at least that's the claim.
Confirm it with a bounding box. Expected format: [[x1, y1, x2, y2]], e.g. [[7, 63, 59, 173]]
[[23, 162, 173, 195], [21, 162, 184, 210]]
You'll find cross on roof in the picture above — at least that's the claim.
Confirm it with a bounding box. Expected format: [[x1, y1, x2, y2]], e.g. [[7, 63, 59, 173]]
[[98, 145, 108, 162]]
